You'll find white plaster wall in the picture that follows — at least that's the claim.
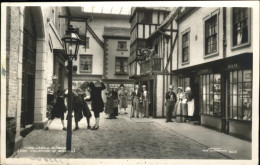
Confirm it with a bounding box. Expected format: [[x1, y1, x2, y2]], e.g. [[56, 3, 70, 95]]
[[156, 75, 163, 117], [106, 39, 130, 79], [177, 7, 224, 70], [71, 16, 130, 76]]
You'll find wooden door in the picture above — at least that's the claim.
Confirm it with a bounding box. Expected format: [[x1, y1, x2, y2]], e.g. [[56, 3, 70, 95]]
[[21, 8, 36, 127]]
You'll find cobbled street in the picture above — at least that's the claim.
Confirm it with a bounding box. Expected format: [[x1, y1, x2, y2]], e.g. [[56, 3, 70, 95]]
[[12, 106, 229, 159]]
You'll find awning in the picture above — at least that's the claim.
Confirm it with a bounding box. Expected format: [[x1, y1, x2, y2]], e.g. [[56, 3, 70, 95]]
[[48, 22, 63, 50]]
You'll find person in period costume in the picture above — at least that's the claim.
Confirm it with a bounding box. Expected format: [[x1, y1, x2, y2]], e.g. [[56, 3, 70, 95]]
[[185, 87, 195, 120], [165, 85, 177, 122], [105, 88, 115, 119], [44, 89, 67, 131], [141, 85, 150, 118], [174, 87, 185, 119], [81, 92, 92, 129], [131, 84, 142, 118], [118, 84, 128, 114], [112, 88, 119, 118], [85, 81, 106, 130], [71, 91, 85, 131]]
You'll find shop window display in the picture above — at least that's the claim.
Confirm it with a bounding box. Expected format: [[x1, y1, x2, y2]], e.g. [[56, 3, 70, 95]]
[[200, 74, 221, 116], [228, 70, 252, 121]]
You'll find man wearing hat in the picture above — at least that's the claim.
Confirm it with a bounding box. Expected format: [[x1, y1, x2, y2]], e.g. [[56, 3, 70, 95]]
[[165, 85, 177, 122], [141, 85, 150, 118], [131, 84, 142, 118]]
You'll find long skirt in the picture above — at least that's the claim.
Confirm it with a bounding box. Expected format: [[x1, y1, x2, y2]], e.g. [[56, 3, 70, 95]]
[[113, 100, 118, 116], [119, 98, 128, 109], [187, 99, 195, 116], [105, 99, 114, 115], [173, 101, 181, 117]]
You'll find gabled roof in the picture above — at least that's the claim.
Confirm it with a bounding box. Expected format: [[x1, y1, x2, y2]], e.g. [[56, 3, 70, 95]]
[[147, 7, 182, 40], [103, 27, 130, 38]]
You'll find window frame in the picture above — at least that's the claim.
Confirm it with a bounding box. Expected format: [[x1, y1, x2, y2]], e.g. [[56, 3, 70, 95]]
[[200, 73, 222, 116], [117, 41, 128, 51], [230, 8, 251, 51], [227, 69, 252, 121], [203, 9, 220, 58], [115, 57, 129, 75], [79, 54, 93, 73], [181, 28, 190, 65]]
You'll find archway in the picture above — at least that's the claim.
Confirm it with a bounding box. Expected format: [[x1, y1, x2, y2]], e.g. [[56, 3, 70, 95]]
[[21, 6, 46, 129]]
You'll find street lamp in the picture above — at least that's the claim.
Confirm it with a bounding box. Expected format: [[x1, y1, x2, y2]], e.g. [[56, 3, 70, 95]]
[[61, 25, 81, 151]]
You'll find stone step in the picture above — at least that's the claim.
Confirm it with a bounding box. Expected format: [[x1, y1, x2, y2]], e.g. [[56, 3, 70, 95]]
[[190, 121, 200, 125]]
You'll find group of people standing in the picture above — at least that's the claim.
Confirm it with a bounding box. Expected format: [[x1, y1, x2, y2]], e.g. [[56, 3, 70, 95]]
[[44, 81, 106, 131], [105, 84, 128, 119], [165, 85, 194, 123], [130, 84, 150, 118]]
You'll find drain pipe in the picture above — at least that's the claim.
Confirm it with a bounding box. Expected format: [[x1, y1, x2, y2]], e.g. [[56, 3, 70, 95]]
[[176, 20, 179, 87]]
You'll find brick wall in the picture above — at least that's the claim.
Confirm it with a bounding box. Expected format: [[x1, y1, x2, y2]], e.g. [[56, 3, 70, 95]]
[[6, 7, 21, 117]]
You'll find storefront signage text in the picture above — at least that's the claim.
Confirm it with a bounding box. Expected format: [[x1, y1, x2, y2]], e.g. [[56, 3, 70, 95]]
[[227, 64, 241, 70], [199, 68, 212, 74]]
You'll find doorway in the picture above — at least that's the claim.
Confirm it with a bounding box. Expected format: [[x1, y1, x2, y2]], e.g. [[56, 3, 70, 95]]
[[21, 8, 36, 127]]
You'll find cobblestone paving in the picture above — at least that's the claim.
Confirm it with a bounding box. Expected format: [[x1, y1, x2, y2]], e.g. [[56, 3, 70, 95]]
[[12, 109, 228, 159]]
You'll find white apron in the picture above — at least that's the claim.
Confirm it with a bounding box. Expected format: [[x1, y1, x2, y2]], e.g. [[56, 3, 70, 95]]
[[187, 99, 195, 116]]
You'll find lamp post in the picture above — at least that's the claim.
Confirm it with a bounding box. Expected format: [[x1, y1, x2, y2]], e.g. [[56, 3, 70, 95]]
[[61, 25, 81, 151]]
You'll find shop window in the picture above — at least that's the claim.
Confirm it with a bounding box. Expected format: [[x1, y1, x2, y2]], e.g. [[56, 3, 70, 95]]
[[200, 74, 221, 116], [117, 41, 127, 51], [115, 57, 128, 75], [228, 70, 252, 121], [80, 55, 92, 73], [182, 32, 189, 63], [232, 8, 250, 47], [178, 77, 190, 91]]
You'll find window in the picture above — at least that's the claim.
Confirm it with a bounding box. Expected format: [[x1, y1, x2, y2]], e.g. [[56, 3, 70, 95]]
[[178, 77, 190, 91], [115, 57, 128, 75], [200, 74, 221, 116], [205, 15, 217, 55], [118, 41, 127, 50], [228, 70, 252, 121], [138, 10, 152, 24], [80, 55, 92, 73], [182, 32, 189, 63], [232, 8, 249, 46]]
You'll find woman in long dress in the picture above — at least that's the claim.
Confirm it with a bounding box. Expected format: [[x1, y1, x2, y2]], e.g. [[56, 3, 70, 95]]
[[185, 87, 195, 120], [105, 88, 114, 119], [118, 84, 128, 114], [174, 87, 185, 119], [112, 88, 119, 118]]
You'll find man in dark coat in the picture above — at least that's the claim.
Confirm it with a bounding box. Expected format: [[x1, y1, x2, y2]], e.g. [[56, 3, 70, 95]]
[[85, 81, 106, 130], [165, 85, 177, 122]]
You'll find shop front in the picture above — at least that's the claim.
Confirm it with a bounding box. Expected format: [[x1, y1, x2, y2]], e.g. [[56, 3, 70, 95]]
[[172, 53, 252, 140], [224, 54, 252, 140]]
